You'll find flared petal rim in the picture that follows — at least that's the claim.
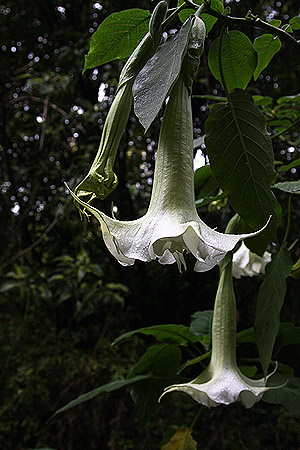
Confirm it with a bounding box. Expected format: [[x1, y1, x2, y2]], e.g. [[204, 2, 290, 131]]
[[68, 186, 270, 271], [160, 361, 282, 409], [160, 368, 275, 408]]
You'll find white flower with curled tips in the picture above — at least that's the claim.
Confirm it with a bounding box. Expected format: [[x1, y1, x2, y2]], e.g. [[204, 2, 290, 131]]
[[160, 261, 279, 407], [69, 74, 267, 272], [232, 242, 272, 279]]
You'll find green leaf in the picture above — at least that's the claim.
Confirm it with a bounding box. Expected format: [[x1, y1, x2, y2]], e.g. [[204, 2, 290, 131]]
[[189, 310, 213, 337], [254, 244, 293, 376], [277, 93, 300, 104], [281, 24, 293, 32], [230, 323, 300, 348], [274, 180, 300, 194], [263, 374, 300, 417], [274, 323, 300, 355], [113, 324, 202, 345], [193, 135, 205, 149], [133, 17, 192, 130], [0, 281, 23, 292], [83, 9, 150, 72], [236, 327, 256, 344], [129, 344, 181, 423], [205, 88, 276, 233], [195, 192, 227, 207], [252, 95, 273, 106], [178, 0, 224, 34], [194, 165, 219, 199], [161, 426, 197, 450], [208, 31, 257, 91], [239, 365, 258, 378], [177, 351, 210, 374], [253, 34, 281, 80], [290, 16, 300, 30], [278, 159, 300, 173], [129, 343, 181, 377], [268, 19, 282, 28], [51, 375, 150, 419]]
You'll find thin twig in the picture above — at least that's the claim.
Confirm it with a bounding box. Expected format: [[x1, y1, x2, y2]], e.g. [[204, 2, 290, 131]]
[[39, 94, 50, 150], [183, 0, 300, 56], [4, 95, 85, 132], [271, 118, 300, 140], [0, 197, 72, 273]]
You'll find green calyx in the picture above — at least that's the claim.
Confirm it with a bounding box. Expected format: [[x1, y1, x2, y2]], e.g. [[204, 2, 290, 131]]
[[74, 30, 162, 209], [75, 80, 133, 204]]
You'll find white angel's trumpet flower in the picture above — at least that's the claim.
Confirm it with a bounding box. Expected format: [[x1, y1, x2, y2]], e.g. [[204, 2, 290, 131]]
[[69, 61, 270, 272], [232, 242, 272, 279], [69, 73, 267, 272], [160, 260, 278, 407]]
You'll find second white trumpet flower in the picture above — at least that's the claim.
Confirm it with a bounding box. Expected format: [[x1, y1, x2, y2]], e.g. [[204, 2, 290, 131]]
[[160, 260, 278, 407]]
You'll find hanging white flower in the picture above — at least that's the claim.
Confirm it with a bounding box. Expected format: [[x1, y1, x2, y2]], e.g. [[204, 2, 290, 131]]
[[160, 261, 278, 407], [69, 76, 266, 272], [232, 242, 272, 279]]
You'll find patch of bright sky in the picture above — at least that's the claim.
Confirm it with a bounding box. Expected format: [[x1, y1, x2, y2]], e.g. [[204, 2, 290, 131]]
[[193, 149, 206, 171], [98, 82, 108, 102], [71, 105, 84, 115], [11, 203, 20, 215], [93, 2, 103, 10]]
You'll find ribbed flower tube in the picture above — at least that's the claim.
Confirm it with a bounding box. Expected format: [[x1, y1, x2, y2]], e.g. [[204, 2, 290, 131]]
[[160, 261, 278, 407]]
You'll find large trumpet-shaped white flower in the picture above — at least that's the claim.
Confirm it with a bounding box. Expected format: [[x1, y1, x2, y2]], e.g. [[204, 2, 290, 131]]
[[160, 261, 278, 407], [70, 76, 266, 272]]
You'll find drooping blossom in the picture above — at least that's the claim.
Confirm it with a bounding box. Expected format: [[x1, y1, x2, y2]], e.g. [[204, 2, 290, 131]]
[[160, 260, 278, 407], [69, 74, 266, 272]]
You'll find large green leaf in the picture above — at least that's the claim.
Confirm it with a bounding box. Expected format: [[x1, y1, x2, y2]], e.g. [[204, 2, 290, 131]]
[[254, 244, 293, 376], [83, 9, 150, 72], [263, 373, 300, 417], [274, 180, 300, 194], [274, 322, 300, 355], [177, 0, 224, 35], [205, 88, 276, 232], [51, 374, 150, 419], [128, 344, 181, 423], [133, 17, 192, 130], [208, 31, 257, 91], [253, 34, 281, 80], [113, 324, 202, 345]]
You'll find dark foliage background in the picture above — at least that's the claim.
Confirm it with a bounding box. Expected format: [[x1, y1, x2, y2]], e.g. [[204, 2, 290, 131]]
[[0, 0, 299, 449]]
